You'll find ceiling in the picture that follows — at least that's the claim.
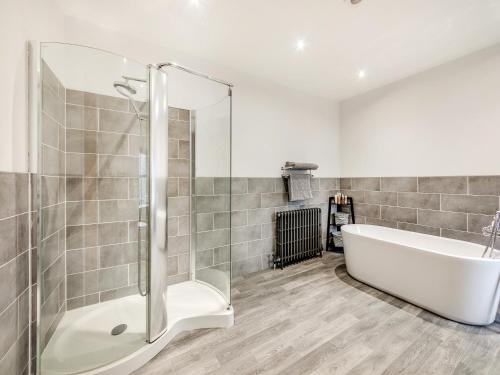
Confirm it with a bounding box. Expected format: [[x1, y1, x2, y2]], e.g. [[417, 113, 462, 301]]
[[56, 0, 500, 100]]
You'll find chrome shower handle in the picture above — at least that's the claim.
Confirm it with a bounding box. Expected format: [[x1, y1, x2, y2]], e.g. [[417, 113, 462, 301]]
[[137, 218, 148, 297]]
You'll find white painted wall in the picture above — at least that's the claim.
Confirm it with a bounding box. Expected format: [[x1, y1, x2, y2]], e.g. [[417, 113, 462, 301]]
[[340, 44, 500, 177], [61, 16, 341, 178], [0, 0, 64, 172]]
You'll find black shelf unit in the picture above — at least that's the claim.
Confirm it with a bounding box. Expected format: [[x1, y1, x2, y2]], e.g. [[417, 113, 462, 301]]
[[326, 196, 355, 252]]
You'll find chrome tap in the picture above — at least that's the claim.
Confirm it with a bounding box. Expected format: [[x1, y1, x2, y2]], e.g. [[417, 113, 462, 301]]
[[482, 211, 500, 258]]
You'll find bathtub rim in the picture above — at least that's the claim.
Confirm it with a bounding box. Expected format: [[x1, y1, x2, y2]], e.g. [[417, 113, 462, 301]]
[[341, 224, 500, 263]]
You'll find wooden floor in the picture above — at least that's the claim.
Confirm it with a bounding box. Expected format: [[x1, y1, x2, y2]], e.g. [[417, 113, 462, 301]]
[[133, 252, 500, 375]]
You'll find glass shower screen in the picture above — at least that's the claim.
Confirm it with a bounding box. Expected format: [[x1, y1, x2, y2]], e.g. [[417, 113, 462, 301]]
[[37, 43, 154, 374]]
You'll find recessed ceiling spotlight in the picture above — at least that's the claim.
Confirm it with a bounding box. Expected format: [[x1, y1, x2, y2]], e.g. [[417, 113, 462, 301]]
[[190, 0, 200, 6], [358, 70, 366, 79], [351, 0, 363, 4], [296, 39, 306, 51]]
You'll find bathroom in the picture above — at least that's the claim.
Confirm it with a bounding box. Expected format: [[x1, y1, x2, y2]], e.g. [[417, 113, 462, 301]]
[[0, 0, 499, 374]]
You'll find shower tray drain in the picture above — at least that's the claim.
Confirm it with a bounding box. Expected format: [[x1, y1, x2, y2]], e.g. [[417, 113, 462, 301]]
[[111, 324, 128, 336]]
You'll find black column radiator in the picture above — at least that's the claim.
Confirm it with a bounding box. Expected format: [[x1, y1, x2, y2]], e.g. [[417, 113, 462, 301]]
[[274, 208, 323, 269]]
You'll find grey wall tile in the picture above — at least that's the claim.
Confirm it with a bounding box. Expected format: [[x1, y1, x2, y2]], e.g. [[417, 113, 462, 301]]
[[179, 178, 190, 196], [66, 248, 98, 274], [99, 110, 139, 134], [355, 203, 380, 219], [309, 178, 319, 192], [98, 178, 128, 200], [418, 176, 467, 194], [365, 218, 397, 229], [339, 178, 352, 190], [169, 197, 190, 217], [381, 177, 417, 192], [196, 196, 230, 213], [261, 193, 288, 208], [195, 250, 214, 269], [468, 213, 495, 234], [178, 216, 190, 236], [66, 129, 97, 153], [441, 194, 498, 215], [66, 224, 98, 250], [42, 113, 60, 149], [397, 192, 440, 210], [195, 178, 214, 195], [468, 176, 500, 196], [418, 209, 467, 231], [196, 213, 213, 232], [319, 178, 338, 191], [66, 177, 97, 201], [179, 140, 190, 159], [0, 299, 17, 359], [66, 104, 98, 130], [232, 256, 262, 277], [441, 229, 488, 246], [99, 200, 138, 222], [168, 159, 190, 178], [197, 230, 230, 250], [381, 206, 417, 223], [67, 90, 129, 111], [42, 85, 65, 125], [66, 153, 97, 177], [247, 238, 273, 257], [214, 178, 231, 194], [66, 201, 98, 226], [168, 120, 190, 140], [168, 139, 179, 158], [98, 222, 129, 245], [229, 178, 247, 194], [98, 155, 138, 177], [231, 243, 248, 261], [247, 208, 274, 225], [214, 246, 230, 264], [97, 132, 128, 155], [98, 266, 128, 291], [0, 218, 17, 267], [231, 211, 248, 227], [248, 178, 275, 194], [232, 194, 260, 210], [340, 190, 365, 204], [397, 222, 440, 236], [351, 177, 380, 191], [214, 212, 230, 229], [100, 243, 136, 268], [42, 146, 64, 177], [167, 178, 179, 197], [231, 225, 261, 244], [168, 235, 190, 255], [364, 191, 397, 206]]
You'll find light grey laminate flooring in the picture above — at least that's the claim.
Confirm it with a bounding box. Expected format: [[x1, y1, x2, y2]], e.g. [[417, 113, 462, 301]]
[[133, 252, 500, 375]]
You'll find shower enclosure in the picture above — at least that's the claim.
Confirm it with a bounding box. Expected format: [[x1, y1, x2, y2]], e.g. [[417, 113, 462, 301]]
[[32, 43, 233, 375]]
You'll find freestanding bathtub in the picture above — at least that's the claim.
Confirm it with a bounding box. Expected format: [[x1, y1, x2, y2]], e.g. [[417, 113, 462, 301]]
[[341, 224, 500, 325]]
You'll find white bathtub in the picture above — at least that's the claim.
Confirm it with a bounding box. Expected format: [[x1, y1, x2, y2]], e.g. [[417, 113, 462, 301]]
[[341, 224, 500, 325]]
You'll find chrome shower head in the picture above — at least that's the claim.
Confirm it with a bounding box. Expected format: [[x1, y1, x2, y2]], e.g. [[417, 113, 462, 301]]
[[113, 80, 137, 97]]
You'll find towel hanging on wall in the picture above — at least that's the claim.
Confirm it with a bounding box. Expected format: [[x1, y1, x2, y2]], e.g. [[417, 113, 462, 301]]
[[285, 161, 319, 170], [288, 173, 313, 201]]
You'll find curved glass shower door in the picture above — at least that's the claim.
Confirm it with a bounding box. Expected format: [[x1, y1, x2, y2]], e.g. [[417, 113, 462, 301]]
[[37, 43, 151, 374], [193, 94, 232, 304]]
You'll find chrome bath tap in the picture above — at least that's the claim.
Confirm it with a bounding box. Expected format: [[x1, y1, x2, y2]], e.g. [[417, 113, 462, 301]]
[[482, 211, 500, 258]]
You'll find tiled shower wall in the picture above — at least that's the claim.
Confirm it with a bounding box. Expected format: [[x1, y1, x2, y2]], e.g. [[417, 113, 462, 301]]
[[194, 177, 340, 277], [0, 173, 31, 374], [340, 176, 500, 244], [166, 108, 191, 284], [64, 88, 147, 307]]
